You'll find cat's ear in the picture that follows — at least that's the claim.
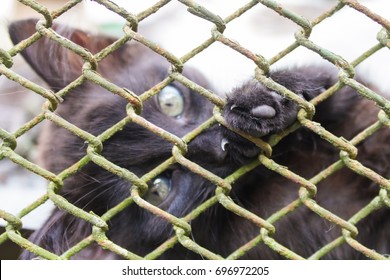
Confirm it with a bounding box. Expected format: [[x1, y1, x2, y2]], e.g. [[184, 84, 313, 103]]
[[8, 19, 128, 90]]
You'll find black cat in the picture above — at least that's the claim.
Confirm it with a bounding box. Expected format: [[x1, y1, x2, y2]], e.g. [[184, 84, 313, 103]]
[[9, 19, 390, 259]]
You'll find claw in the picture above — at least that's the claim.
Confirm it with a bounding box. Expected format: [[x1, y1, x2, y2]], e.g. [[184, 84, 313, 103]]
[[221, 138, 229, 151], [230, 104, 238, 111]]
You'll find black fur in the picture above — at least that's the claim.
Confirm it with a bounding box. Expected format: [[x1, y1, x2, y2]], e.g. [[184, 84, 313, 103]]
[[9, 20, 389, 259]]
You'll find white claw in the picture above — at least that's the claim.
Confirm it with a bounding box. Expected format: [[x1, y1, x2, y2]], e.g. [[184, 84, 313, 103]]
[[230, 104, 238, 111], [221, 138, 229, 151]]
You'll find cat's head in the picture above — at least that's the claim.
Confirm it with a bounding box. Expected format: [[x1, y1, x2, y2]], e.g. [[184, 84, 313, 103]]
[[9, 19, 233, 256], [8, 18, 229, 163]]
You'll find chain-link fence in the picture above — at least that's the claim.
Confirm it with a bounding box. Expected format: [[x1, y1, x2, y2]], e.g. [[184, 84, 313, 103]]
[[0, 0, 389, 260]]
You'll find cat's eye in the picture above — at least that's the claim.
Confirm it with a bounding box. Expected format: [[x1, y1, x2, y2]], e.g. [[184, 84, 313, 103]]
[[158, 85, 184, 117], [144, 176, 171, 205]]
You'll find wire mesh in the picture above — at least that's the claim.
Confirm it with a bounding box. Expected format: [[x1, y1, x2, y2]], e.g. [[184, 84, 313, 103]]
[[0, 0, 389, 260]]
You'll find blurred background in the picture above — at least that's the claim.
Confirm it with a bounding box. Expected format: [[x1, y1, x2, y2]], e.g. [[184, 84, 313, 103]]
[[0, 0, 389, 258]]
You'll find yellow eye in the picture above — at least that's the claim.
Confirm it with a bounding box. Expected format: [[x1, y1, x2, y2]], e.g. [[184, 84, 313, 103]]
[[145, 176, 171, 206], [158, 85, 184, 117]]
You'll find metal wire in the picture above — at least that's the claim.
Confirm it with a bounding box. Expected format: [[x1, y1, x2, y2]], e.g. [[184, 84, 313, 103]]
[[0, 0, 389, 260]]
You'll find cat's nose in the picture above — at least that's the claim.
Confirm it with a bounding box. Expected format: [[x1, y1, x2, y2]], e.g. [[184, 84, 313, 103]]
[[187, 128, 228, 163]]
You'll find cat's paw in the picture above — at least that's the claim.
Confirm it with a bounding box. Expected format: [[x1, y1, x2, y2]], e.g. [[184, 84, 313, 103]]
[[223, 80, 300, 137], [221, 80, 300, 160]]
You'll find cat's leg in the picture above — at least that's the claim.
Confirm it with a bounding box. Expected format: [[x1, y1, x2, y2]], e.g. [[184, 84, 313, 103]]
[[221, 66, 360, 161]]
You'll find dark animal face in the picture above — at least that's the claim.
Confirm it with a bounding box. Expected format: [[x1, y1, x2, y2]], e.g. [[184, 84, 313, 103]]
[[10, 19, 236, 257]]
